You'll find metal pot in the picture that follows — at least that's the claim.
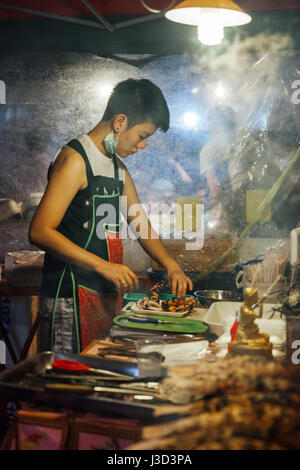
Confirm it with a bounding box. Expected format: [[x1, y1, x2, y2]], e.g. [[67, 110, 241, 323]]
[[194, 290, 237, 308]]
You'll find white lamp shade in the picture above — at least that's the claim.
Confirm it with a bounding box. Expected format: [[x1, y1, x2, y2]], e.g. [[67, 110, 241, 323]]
[[165, 0, 252, 27]]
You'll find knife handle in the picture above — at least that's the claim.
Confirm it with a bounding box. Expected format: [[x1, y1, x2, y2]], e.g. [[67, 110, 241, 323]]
[[45, 383, 92, 394]]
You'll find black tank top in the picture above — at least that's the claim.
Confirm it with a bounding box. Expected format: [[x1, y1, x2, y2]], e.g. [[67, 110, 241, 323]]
[[40, 139, 124, 297]]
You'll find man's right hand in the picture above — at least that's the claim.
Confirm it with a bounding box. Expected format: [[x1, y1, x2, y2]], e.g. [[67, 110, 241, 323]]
[[97, 262, 139, 293]]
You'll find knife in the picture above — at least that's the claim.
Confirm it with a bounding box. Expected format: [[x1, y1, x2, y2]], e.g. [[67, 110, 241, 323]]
[[121, 315, 196, 326]]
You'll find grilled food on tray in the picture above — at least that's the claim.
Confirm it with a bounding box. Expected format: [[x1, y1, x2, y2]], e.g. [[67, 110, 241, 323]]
[[128, 355, 300, 450], [136, 294, 198, 312]]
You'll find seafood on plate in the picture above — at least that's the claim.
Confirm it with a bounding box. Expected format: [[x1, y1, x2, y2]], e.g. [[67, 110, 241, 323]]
[[136, 294, 198, 312]]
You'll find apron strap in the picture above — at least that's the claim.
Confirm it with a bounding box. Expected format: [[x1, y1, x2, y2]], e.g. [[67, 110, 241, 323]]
[[47, 140, 121, 196], [66, 139, 98, 196], [112, 153, 120, 193], [66, 140, 121, 195], [46, 139, 97, 195]]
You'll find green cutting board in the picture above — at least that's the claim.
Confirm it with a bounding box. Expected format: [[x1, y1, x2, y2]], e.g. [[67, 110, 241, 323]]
[[113, 314, 208, 334]]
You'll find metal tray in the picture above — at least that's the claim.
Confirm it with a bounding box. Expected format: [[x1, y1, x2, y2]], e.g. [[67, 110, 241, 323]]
[[0, 352, 167, 422]]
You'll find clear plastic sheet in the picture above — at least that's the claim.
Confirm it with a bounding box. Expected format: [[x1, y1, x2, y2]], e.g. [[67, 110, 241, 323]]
[[135, 51, 300, 278], [136, 51, 300, 229], [0, 50, 299, 280]]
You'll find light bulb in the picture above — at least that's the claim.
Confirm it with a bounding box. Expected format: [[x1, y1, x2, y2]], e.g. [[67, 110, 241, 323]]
[[183, 111, 198, 127], [96, 83, 114, 98], [165, 3, 252, 46], [197, 13, 224, 46], [215, 83, 227, 99]]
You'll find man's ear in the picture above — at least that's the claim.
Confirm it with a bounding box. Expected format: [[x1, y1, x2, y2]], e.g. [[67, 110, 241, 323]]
[[113, 114, 127, 133]]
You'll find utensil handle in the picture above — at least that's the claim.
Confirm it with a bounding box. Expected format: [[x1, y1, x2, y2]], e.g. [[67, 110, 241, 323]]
[[130, 317, 158, 324], [89, 368, 130, 378], [45, 383, 159, 397], [45, 383, 92, 394], [52, 359, 89, 372]]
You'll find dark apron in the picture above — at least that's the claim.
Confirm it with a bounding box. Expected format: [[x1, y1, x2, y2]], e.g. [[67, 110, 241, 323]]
[[50, 139, 123, 352]]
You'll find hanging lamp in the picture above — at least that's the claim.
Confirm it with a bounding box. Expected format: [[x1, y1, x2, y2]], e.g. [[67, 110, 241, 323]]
[[164, 0, 252, 45]]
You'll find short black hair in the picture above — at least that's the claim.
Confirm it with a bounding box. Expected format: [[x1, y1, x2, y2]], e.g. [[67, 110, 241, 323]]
[[102, 78, 170, 132]]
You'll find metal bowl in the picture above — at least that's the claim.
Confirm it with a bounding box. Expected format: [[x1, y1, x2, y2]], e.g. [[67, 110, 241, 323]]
[[194, 290, 236, 308]]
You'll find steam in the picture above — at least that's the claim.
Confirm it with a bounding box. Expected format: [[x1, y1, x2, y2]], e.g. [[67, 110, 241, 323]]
[[196, 32, 294, 80]]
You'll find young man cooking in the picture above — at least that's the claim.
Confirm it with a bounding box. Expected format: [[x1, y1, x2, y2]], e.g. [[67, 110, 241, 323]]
[[29, 78, 193, 354]]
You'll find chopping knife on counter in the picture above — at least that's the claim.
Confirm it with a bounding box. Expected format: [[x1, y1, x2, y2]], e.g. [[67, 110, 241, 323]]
[[119, 315, 199, 326]]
